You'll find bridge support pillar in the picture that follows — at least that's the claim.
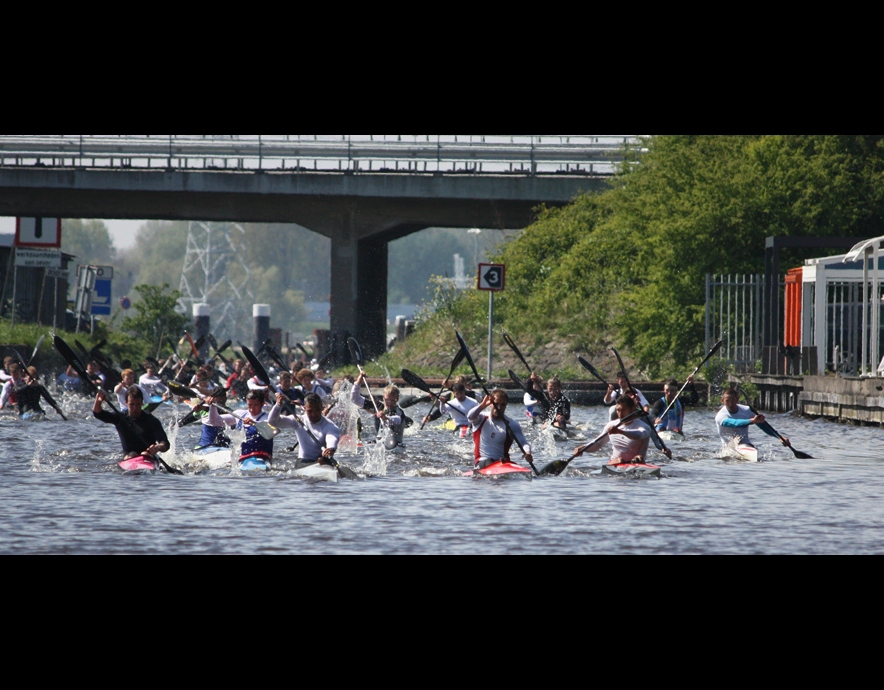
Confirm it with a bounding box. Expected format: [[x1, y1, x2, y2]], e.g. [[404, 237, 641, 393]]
[[329, 230, 388, 363]]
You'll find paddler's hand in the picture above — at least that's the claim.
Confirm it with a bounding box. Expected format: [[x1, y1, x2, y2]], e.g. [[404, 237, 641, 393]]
[[663, 447, 672, 460], [654, 417, 663, 425], [781, 436, 791, 447], [321, 447, 336, 459], [751, 414, 766, 425], [524, 452, 534, 465], [574, 445, 586, 457]]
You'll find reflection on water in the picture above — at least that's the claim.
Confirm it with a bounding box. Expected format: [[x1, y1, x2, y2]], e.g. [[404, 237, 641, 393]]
[[0, 393, 882, 554]]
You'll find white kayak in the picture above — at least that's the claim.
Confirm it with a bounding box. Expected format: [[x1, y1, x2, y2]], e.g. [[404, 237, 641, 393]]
[[657, 430, 685, 442], [194, 446, 233, 470], [291, 462, 339, 482], [725, 438, 758, 462]]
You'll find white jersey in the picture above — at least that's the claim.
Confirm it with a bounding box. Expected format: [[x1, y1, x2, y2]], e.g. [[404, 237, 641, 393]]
[[267, 404, 340, 461], [441, 395, 478, 427], [585, 418, 650, 462], [466, 405, 531, 463], [715, 404, 755, 445]]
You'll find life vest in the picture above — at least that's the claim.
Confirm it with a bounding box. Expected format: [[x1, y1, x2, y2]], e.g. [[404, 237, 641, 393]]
[[238, 412, 273, 458]]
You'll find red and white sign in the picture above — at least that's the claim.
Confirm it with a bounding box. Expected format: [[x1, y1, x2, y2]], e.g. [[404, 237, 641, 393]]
[[477, 263, 506, 291], [15, 217, 62, 247]]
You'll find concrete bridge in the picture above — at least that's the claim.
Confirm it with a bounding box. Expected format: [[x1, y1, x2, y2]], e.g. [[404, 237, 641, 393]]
[[0, 135, 638, 357]]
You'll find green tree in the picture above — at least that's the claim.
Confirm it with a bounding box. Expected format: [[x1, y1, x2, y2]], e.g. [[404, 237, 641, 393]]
[[62, 219, 117, 266], [120, 283, 190, 358]]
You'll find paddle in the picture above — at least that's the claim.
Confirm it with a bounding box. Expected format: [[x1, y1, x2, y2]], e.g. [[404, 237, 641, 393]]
[[502, 331, 550, 405], [577, 356, 612, 388], [184, 331, 202, 366], [296, 343, 313, 360], [242, 345, 357, 477], [538, 408, 645, 476], [347, 337, 397, 449], [455, 330, 539, 476], [264, 343, 289, 373], [416, 348, 466, 430], [54, 335, 183, 475], [738, 388, 813, 459], [402, 368, 449, 433], [507, 368, 558, 426], [10, 347, 67, 420], [27, 334, 45, 366], [609, 346, 670, 458], [656, 339, 723, 424], [166, 381, 280, 440]]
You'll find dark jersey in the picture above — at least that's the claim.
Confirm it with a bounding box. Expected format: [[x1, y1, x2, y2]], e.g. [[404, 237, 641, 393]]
[[94, 408, 169, 455]]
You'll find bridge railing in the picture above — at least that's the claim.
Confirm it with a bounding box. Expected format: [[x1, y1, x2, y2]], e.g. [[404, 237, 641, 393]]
[[0, 134, 641, 175]]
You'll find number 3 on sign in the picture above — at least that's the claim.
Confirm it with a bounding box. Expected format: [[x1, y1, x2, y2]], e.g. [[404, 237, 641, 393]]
[[477, 263, 505, 291]]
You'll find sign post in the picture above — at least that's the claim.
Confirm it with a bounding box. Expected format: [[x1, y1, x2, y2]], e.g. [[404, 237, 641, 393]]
[[477, 263, 506, 384], [11, 218, 62, 326]]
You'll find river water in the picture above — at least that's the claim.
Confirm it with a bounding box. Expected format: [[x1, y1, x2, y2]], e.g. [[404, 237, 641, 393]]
[[1, 391, 882, 554]]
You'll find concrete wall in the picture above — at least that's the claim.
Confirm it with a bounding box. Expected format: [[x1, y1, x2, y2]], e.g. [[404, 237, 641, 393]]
[[798, 375, 884, 425]]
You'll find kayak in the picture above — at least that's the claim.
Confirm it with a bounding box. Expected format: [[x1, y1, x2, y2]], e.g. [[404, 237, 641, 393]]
[[725, 439, 758, 462], [291, 462, 339, 482], [602, 462, 662, 478], [657, 430, 684, 442], [118, 455, 158, 472], [194, 446, 233, 470], [463, 461, 533, 477], [239, 454, 270, 471]]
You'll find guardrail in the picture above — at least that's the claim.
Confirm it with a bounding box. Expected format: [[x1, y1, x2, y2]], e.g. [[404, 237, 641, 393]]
[[0, 134, 641, 175]]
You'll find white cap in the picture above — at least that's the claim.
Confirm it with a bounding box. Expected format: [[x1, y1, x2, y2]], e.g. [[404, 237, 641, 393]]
[[193, 303, 211, 317], [253, 304, 271, 318]]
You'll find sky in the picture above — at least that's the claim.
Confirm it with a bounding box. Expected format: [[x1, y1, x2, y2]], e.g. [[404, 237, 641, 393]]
[[0, 216, 141, 250]]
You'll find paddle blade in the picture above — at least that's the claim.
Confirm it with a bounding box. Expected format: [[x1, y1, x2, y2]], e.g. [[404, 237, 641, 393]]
[[383, 430, 399, 450], [577, 356, 609, 387], [242, 346, 271, 387], [167, 381, 199, 399], [502, 331, 531, 372], [401, 369, 433, 395], [537, 460, 565, 476], [347, 337, 364, 367], [610, 347, 631, 389], [29, 334, 45, 365], [455, 330, 488, 396], [791, 448, 814, 459]]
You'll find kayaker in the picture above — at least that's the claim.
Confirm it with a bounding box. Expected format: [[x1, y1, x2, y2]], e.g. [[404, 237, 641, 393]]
[[268, 392, 340, 468], [465, 389, 534, 470], [1, 364, 44, 416], [115, 369, 151, 411], [604, 372, 649, 413], [0, 363, 23, 410], [351, 373, 410, 445], [0, 356, 14, 383], [296, 368, 328, 401], [92, 386, 170, 460], [193, 389, 232, 449], [651, 377, 699, 434], [574, 395, 650, 465], [715, 388, 787, 448], [211, 389, 274, 466], [528, 373, 571, 431], [423, 381, 478, 436], [278, 371, 306, 406]]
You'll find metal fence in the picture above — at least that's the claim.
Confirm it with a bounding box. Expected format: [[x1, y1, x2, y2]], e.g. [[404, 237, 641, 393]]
[[705, 274, 768, 372], [0, 134, 641, 176], [822, 279, 884, 375]]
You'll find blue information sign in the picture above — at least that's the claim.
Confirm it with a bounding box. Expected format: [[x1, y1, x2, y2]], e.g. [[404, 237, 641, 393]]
[[92, 278, 112, 315]]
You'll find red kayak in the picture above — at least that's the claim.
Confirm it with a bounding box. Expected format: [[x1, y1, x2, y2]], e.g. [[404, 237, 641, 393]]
[[463, 461, 533, 477], [118, 455, 158, 472], [602, 462, 661, 478]]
